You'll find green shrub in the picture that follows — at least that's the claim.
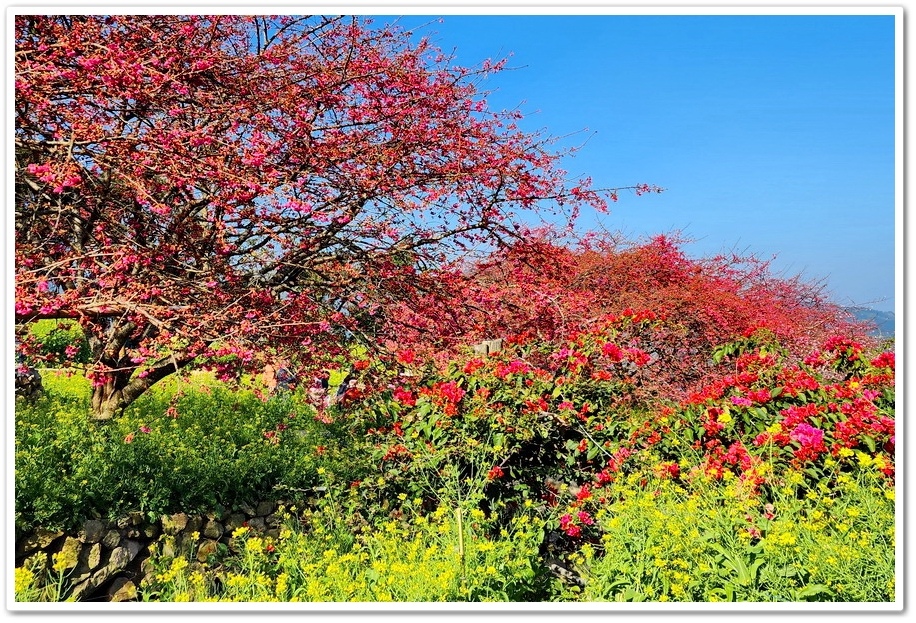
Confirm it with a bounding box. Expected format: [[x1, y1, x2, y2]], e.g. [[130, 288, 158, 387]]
[[23, 320, 91, 365], [15, 373, 370, 531]]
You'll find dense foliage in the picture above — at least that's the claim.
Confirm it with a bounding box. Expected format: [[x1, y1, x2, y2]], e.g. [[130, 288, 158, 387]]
[[14, 373, 357, 532]]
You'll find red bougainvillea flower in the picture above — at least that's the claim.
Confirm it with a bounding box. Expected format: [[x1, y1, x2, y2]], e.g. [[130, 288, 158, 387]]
[[396, 350, 416, 365], [870, 351, 895, 370], [392, 387, 416, 407]]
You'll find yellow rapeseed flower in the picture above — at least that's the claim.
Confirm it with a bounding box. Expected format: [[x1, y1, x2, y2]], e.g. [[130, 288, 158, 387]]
[[14, 566, 35, 597], [51, 547, 78, 574], [245, 537, 264, 554]]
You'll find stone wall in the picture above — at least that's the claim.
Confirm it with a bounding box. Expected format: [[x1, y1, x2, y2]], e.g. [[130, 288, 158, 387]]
[[15, 499, 285, 602]]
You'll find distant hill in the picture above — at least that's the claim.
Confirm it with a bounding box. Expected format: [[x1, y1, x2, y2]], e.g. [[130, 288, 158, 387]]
[[846, 307, 895, 338]]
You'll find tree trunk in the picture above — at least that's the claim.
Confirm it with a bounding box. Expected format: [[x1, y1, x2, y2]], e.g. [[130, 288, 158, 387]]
[[89, 356, 191, 421], [90, 370, 131, 421]]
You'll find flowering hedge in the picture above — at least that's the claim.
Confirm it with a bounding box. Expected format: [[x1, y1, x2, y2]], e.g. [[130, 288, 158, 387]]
[[337, 311, 893, 548]]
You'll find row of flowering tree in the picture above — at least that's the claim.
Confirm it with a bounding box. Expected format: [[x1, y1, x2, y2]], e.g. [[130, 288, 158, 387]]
[[15, 14, 662, 420]]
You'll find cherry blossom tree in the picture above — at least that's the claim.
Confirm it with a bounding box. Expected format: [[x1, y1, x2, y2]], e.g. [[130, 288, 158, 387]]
[[15, 15, 651, 419]]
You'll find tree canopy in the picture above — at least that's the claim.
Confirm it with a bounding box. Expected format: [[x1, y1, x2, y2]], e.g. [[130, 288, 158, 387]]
[[15, 15, 632, 419]]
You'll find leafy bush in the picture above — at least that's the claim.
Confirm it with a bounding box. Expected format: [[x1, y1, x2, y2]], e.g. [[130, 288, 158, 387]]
[[20, 319, 91, 366], [15, 372, 369, 531]]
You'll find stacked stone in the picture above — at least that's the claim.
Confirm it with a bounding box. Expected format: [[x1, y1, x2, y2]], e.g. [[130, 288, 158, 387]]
[[15, 499, 285, 602]]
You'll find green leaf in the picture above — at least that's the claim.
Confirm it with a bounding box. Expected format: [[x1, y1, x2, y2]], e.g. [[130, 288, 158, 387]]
[[862, 435, 877, 453], [795, 584, 832, 600]]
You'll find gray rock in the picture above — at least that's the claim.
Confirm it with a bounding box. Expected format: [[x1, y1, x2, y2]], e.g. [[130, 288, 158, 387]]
[[247, 517, 266, 532], [83, 542, 102, 571], [160, 535, 179, 559], [256, 500, 275, 516], [239, 502, 257, 516], [107, 545, 133, 571], [70, 547, 132, 601], [161, 512, 189, 535], [141, 522, 160, 539], [140, 557, 157, 580], [17, 528, 64, 558], [202, 519, 224, 540], [123, 539, 143, 563], [185, 515, 203, 535], [57, 537, 83, 571], [81, 519, 106, 544], [107, 577, 137, 602], [68, 541, 103, 585], [69, 578, 94, 601], [102, 530, 122, 549], [224, 513, 247, 532]]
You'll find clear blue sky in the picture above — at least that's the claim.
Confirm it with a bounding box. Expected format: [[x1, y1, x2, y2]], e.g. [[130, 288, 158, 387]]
[[383, 13, 897, 312]]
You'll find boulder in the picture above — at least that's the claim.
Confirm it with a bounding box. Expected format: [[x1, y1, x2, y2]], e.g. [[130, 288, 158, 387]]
[[57, 537, 83, 572], [83, 542, 103, 571], [185, 515, 203, 535], [224, 513, 247, 532]]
